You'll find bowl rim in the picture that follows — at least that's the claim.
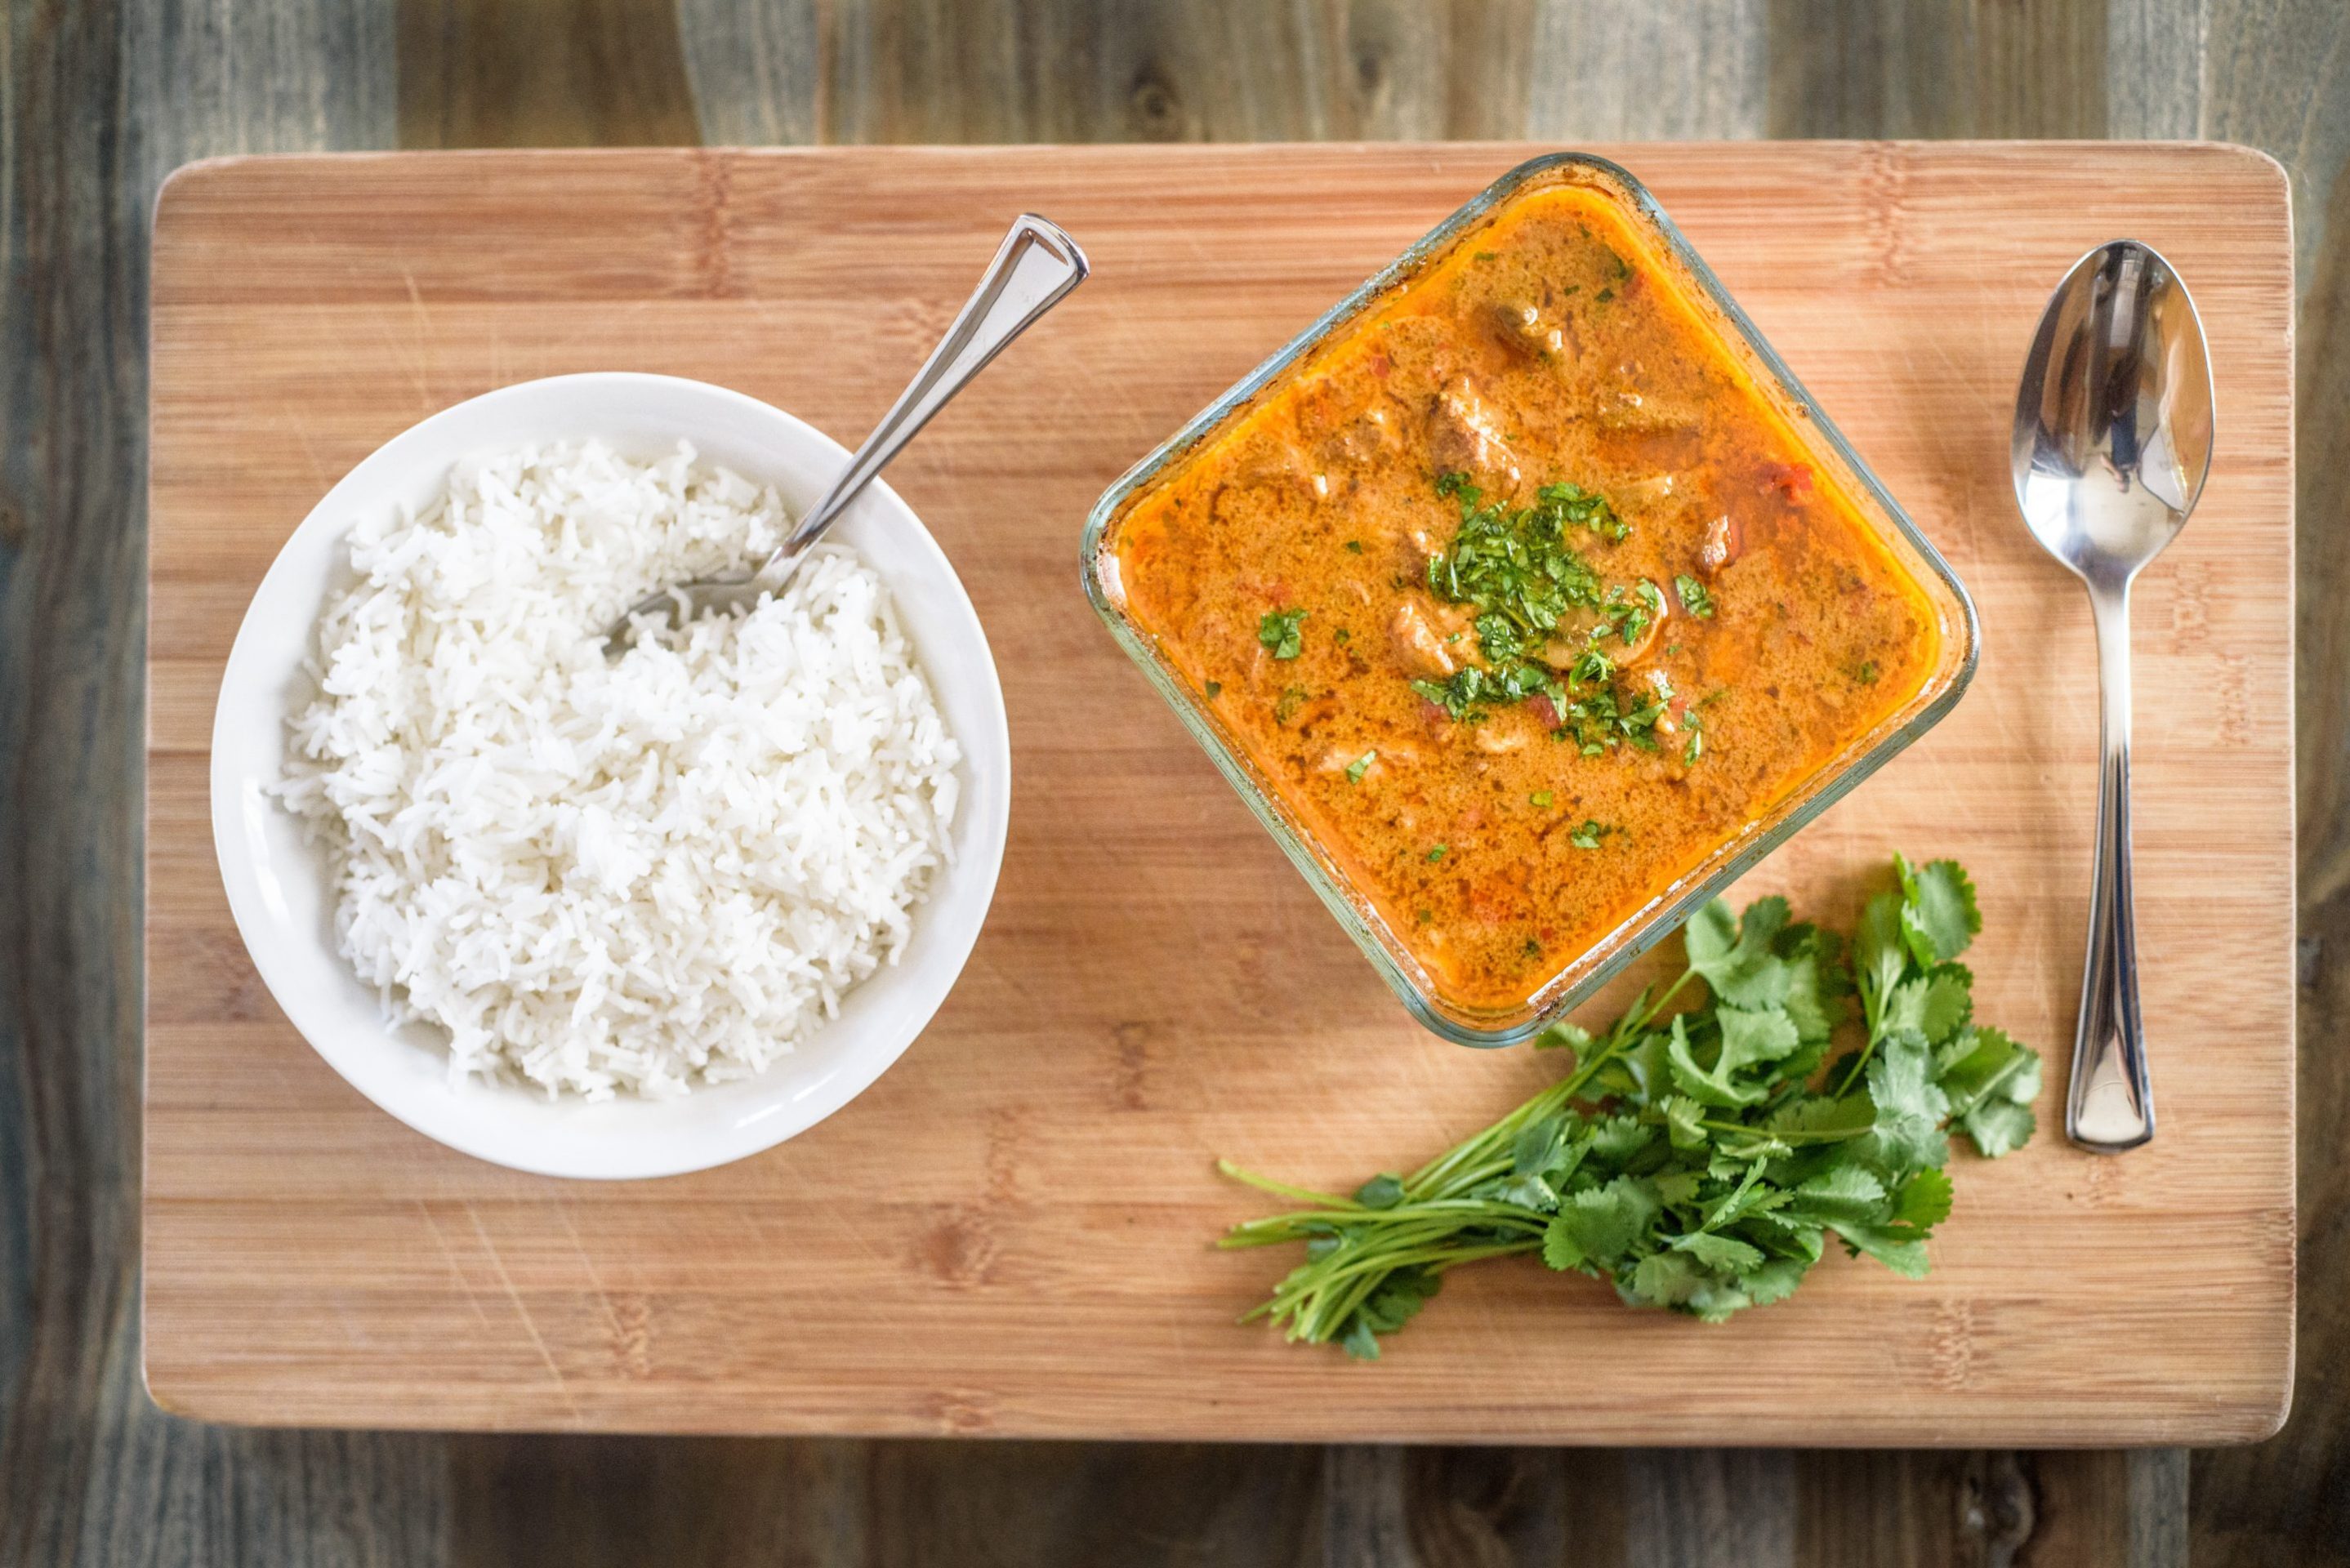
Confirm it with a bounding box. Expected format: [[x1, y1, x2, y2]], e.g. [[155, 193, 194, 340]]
[[1079, 151, 1980, 1047], [207, 371, 1010, 1178]]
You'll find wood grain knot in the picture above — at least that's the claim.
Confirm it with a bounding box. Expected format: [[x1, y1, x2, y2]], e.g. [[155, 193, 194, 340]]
[[921, 1389, 996, 1434], [1126, 64, 1188, 142], [606, 1294, 653, 1379], [692, 152, 737, 300], [1928, 1298, 1978, 1390], [1856, 142, 1915, 287], [1110, 1021, 1155, 1110], [2165, 560, 2214, 646], [983, 1105, 1030, 1205], [1955, 1450, 2036, 1561], [917, 1207, 999, 1287]]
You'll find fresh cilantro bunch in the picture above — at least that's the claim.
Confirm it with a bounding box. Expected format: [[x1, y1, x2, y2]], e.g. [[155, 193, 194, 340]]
[[1218, 854, 2040, 1357]]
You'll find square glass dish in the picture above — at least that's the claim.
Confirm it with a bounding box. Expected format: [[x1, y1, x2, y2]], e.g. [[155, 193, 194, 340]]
[[1081, 152, 1978, 1047]]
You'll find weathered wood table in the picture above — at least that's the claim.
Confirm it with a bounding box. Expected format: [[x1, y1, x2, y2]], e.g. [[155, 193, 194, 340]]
[[4, 2, 2343, 1564]]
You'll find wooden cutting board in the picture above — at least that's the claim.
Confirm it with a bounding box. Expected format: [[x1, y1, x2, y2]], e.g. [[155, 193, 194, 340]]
[[144, 142, 2294, 1445]]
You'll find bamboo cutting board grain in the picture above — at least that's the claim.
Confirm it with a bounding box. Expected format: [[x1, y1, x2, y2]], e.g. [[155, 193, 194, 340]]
[[143, 143, 2294, 1444]]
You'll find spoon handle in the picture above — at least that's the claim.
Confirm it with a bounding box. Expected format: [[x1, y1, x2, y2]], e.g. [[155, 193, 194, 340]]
[[764, 213, 1090, 572], [2069, 584, 2156, 1152]]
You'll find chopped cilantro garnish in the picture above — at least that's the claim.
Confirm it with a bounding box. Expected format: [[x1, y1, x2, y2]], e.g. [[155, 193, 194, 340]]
[[1428, 474, 1622, 640], [1569, 820, 1616, 849], [1204, 680, 1221, 700], [1412, 663, 1558, 721], [1344, 539, 1364, 554], [1603, 581, 1666, 648], [1523, 938, 1543, 958], [1344, 751, 1376, 784], [1258, 608, 1308, 660], [1334, 627, 1351, 644], [1531, 791, 1554, 808], [1555, 683, 1667, 755], [1426, 844, 1448, 863], [1674, 574, 1717, 619], [1595, 287, 1615, 303], [1855, 661, 1880, 684], [1275, 686, 1309, 724], [1402, 477, 1700, 764]]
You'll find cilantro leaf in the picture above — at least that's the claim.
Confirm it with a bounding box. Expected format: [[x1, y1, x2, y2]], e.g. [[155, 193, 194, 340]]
[[1512, 1114, 1569, 1177], [1354, 1173, 1405, 1209], [1665, 1094, 1709, 1150], [1555, 1176, 1661, 1265], [1862, 1035, 1951, 1176], [1338, 1268, 1441, 1358], [1625, 1250, 1705, 1308], [1257, 608, 1309, 660], [1786, 1164, 1886, 1225], [1536, 1020, 1591, 1054], [1541, 1214, 1587, 1272], [1775, 924, 1845, 1030], [1889, 1167, 1955, 1231], [1896, 854, 1980, 965], [1674, 1230, 1764, 1273], [1683, 896, 1792, 1009], [1854, 889, 1909, 1027], [1737, 1257, 1811, 1307], [1831, 1223, 1933, 1279], [1667, 1006, 1802, 1109], [1915, 966, 1973, 1043], [1585, 1113, 1653, 1165], [1938, 1027, 2043, 1157]]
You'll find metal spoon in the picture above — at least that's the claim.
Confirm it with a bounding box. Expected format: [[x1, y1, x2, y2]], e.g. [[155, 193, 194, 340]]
[[607, 213, 1089, 649], [2010, 239, 2214, 1153]]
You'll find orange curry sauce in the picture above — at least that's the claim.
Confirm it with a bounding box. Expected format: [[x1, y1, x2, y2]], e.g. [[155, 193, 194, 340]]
[[1108, 182, 1939, 1013]]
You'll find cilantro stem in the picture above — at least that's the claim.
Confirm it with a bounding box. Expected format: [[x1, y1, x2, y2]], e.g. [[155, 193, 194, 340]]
[[1211, 1160, 1358, 1210], [1698, 1119, 1864, 1143], [1832, 1027, 1884, 1098], [1402, 969, 1693, 1199], [1220, 1198, 1554, 1245]]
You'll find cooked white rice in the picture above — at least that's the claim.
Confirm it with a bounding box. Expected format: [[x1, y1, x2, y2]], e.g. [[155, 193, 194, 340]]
[[277, 440, 961, 1100]]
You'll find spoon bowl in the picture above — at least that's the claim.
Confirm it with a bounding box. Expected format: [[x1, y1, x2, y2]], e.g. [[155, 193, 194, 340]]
[[2013, 241, 2213, 587], [2010, 238, 2215, 1152]]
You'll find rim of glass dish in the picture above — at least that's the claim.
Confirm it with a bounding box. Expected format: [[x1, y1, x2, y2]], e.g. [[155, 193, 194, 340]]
[[1081, 150, 1980, 1048]]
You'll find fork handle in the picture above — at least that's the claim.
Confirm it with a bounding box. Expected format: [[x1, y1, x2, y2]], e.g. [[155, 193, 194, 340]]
[[2068, 582, 2155, 1152], [762, 214, 1089, 575]]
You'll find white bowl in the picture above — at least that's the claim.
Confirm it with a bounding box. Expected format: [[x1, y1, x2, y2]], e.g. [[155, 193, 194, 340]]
[[209, 372, 1010, 1180]]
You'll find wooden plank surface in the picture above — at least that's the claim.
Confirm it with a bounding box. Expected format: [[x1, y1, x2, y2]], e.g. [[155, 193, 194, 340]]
[[141, 140, 2294, 1446], [12, 0, 2350, 1563]]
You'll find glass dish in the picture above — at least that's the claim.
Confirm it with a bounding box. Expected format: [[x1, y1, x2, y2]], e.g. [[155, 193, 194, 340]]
[[1081, 152, 1979, 1047]]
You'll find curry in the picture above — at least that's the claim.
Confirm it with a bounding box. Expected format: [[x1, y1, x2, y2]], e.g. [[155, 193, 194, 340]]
[[1103, 179, 1941, 1014]]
